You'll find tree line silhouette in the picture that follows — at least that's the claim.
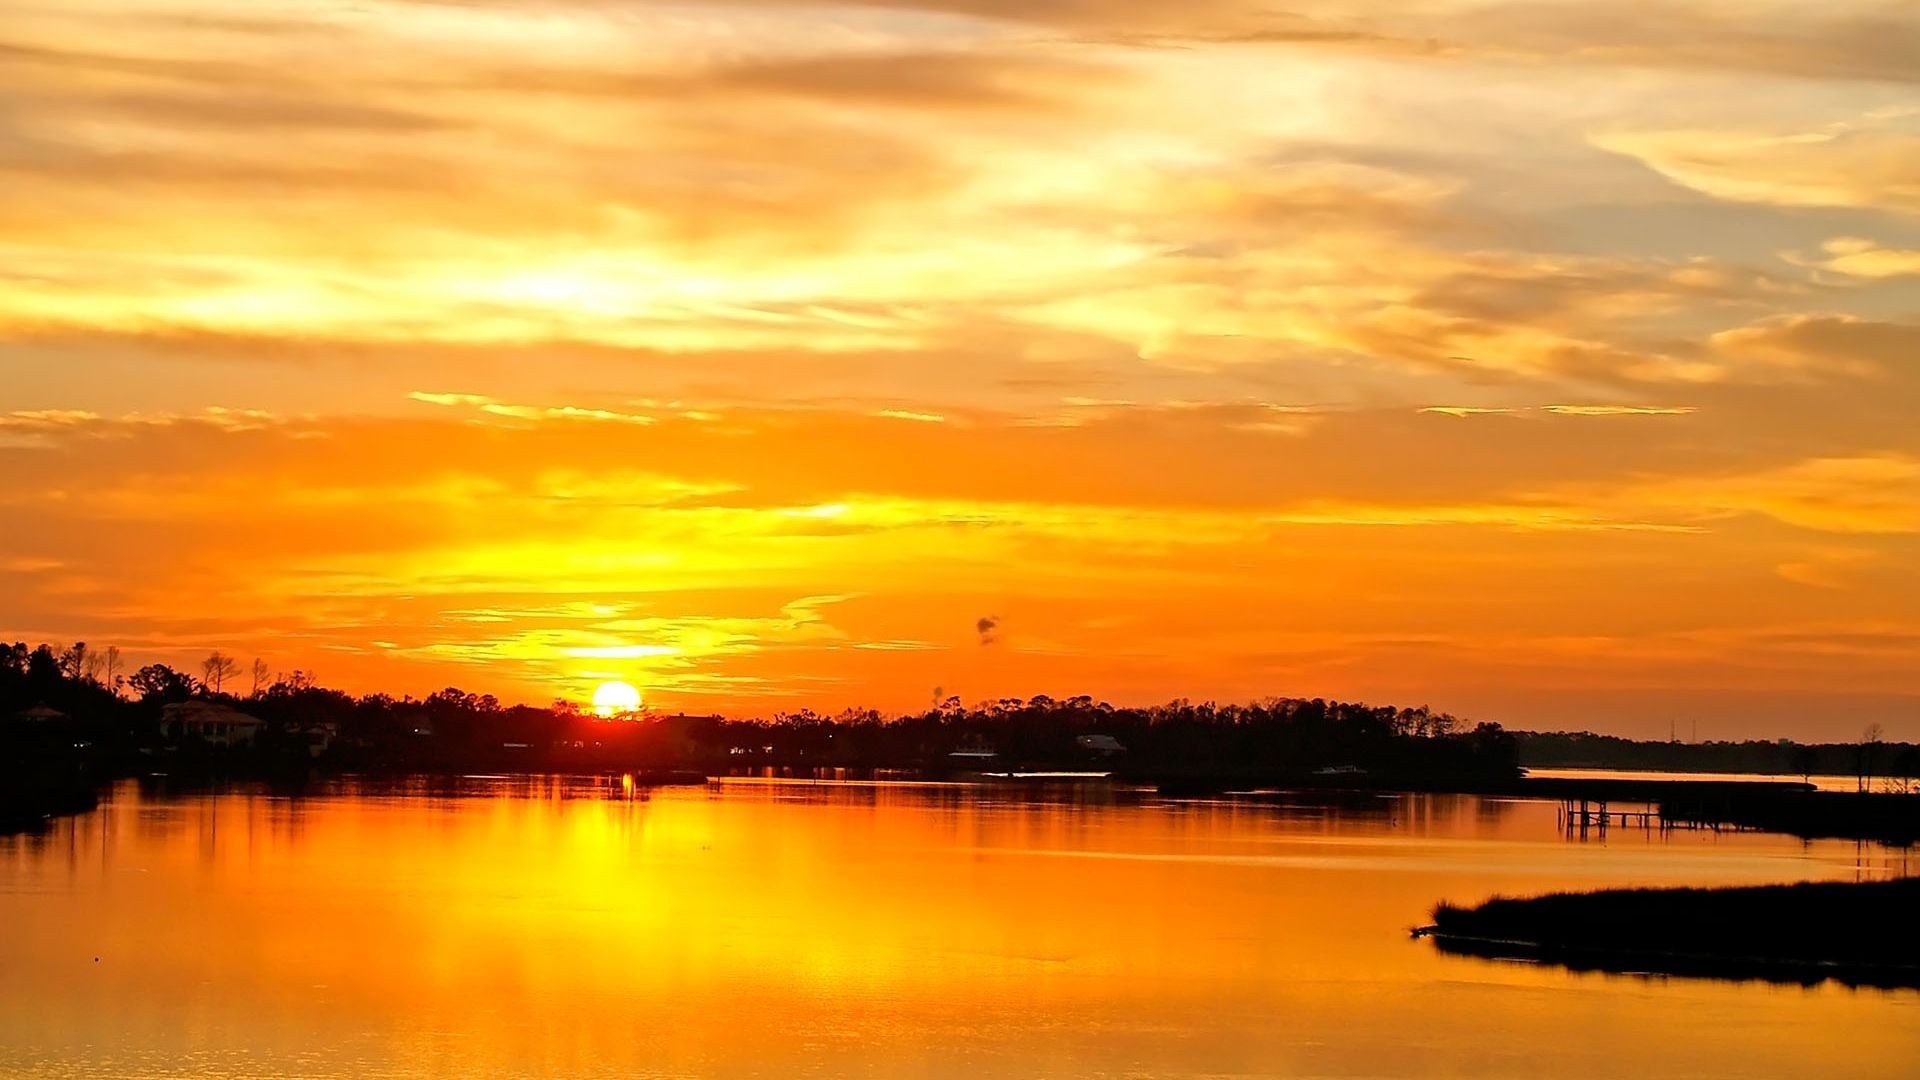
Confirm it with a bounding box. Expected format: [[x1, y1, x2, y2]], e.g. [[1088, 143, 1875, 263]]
[[12, 642, 1918, 790], [3, 641, 1519, 786]]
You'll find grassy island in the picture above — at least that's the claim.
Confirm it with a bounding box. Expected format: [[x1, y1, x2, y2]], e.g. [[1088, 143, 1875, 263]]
[[1424, 878, 1920, 989]]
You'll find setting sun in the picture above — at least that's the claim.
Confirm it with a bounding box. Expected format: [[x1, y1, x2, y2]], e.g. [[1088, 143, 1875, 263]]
[[590, 680, 642, 718]]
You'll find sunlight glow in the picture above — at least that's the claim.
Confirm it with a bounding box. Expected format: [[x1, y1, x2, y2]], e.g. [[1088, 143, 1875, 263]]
[[591, 680, 643, 717]]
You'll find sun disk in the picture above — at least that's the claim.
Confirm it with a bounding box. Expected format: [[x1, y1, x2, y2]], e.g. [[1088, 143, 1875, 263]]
[[591, 680, 643, 717]]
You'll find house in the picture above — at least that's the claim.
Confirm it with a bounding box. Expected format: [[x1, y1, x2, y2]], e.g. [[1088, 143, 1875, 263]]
[[1075, 734, 1126, 757], [10, 704, 68, 726], [160, 701, 265, 747], [296, 721, 339, 758], [6, 703, 88, 755], [948, 734, 999, 763]]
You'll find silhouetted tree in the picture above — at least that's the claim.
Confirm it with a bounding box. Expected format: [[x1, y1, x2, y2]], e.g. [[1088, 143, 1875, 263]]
[[128, 663, 194, 703], [1794, 745, 1818, 786], [250, 658, 270, 699], [1860, 723, 1886, 793], [272, 669, 317, 694], [56, 642, 89, 681], [26, 644, 59, 688], [200, 651, 239, 695], [1892, 746, 1920, 796]]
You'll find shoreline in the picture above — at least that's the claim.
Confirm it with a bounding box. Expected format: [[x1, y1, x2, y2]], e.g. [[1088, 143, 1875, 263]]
[[0, 779, 99, 835], [1423, 878, 1920, 991], [1416, 926, 1920, 991]]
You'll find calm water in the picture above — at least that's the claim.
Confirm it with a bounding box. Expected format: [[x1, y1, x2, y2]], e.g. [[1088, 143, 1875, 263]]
[[1, 777, 1915, 1079], [1525, 767, 1875, 794]]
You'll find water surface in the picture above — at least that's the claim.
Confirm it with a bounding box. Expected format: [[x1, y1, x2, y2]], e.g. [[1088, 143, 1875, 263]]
[[1, 777, 1914, 1078], [1525, 766, 1876, 794]]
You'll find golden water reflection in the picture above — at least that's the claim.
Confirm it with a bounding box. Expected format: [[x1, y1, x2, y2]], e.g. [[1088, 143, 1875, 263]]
[[1, 778, 1915, 1078]]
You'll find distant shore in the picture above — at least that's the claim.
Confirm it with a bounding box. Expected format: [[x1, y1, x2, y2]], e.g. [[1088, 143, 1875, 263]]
[[0, 778, 98, 834], [1421, 878, 1920, 990], [1146, 771, 1920, 845], [6, 649, 1918, 845]]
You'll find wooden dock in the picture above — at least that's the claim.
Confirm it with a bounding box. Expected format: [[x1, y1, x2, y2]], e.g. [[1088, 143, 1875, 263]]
[[1556, 797, 1761, 835]]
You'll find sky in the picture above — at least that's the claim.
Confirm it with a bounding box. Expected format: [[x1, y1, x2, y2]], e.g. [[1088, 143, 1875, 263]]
[[2, 0, 1918, 738]]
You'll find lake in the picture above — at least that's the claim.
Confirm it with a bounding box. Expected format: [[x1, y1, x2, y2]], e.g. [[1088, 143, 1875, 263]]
[[1524, 767, 1877, 794], [1, 776, 1915, 1078]]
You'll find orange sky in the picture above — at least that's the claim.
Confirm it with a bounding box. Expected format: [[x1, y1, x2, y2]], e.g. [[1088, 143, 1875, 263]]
[[2, 0, 1918, 737]]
